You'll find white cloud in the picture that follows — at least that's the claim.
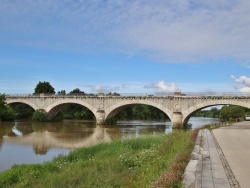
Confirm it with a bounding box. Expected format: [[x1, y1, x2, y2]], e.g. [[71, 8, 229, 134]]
[[231, 75, 250, 92], [1, 1, 250, 63], [157, 81, 177, 93], [89, 81, 178, 94], [91, 85, 120, 93], [144, 80, 178, 93], [231, 75, 250, 87], [238, 87, 250, 93]]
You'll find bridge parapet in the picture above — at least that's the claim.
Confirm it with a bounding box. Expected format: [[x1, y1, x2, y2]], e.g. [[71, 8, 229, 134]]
[[5, 91, 250, 98]]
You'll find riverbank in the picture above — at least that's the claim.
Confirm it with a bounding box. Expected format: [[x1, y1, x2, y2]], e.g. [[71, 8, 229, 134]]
[[0, 130, 196, 187], [182, 129, 232, 188]]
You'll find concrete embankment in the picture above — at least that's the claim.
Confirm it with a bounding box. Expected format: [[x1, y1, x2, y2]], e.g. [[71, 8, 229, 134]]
[[182, 128, 235, 188]]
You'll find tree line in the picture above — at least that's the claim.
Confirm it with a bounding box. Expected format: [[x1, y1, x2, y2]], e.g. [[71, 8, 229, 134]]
[[106, 105, 168, 124], [194, 106, 250, 122]]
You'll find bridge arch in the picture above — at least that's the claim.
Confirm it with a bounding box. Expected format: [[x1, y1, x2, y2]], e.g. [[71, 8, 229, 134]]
[[182, 99, 250, 125], [6, 99, 38, 111], [45, 99, 98, 120], [105, 100, 173, 122]]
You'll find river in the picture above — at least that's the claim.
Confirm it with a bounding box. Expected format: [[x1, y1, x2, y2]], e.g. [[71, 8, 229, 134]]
[[0, 117, 219, 172]]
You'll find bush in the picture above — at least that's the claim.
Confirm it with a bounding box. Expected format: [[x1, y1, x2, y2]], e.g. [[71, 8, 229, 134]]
[[2, 105, 16, 121], [32, 110, 47, 122]]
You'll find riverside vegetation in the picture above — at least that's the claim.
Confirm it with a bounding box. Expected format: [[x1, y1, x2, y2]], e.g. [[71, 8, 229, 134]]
[[0, 130, 197, 187]]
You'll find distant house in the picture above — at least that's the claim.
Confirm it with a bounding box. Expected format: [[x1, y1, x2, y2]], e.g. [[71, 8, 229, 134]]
[[245, 115, 250, 121]]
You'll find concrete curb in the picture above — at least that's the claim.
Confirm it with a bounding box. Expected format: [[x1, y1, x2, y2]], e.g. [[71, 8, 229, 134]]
[[182, 129, 232, 188], [182, 130, 203, 188]]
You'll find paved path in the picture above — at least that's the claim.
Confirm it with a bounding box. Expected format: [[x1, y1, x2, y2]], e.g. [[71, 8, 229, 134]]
[[183, 129, 233, 188], [213, 121, 250, 188]]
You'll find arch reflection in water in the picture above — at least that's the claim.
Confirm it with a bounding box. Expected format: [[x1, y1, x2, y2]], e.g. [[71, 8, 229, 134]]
[[0, 121, 114, 172], [117, 120, 172, 138], [2, 123, 113, 151]]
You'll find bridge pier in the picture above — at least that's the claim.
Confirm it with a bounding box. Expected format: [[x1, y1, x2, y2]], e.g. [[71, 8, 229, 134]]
[[172, 112, 183, 129], [96, 110, 105, 125]]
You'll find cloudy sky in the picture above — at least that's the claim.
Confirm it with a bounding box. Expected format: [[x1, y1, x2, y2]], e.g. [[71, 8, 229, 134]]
[[1, 0, 250, 94]]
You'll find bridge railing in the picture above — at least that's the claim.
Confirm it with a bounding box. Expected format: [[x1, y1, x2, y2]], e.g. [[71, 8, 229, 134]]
[[5, 94, 40, 97], [184, 92, 250, 97], [4, 92, 250, 97]]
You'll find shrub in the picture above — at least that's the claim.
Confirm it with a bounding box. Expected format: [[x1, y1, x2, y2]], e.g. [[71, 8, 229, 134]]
[[2, 105, 16, 121], [32, 110, 47, 122]]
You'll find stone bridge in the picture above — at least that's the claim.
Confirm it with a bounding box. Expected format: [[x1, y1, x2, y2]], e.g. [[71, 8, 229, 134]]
[[5, 93, 250, 128]]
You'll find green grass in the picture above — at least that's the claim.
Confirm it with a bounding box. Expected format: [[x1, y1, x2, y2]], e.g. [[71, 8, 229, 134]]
[[0, 131, 195, 188]]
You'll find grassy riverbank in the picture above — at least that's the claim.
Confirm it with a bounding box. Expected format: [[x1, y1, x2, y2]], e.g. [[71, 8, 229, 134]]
[[0, 130, 196, 187]]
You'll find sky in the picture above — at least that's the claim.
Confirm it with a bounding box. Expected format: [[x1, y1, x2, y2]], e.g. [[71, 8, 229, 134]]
[[1, 0, 250, 95]]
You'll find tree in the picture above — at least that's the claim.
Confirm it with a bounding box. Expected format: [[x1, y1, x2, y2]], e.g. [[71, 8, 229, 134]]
[[220, 105, 246, 122], [0, 94, 16, 121], [106, 92, 120, 96], [32, 110, 47, 122], [210, 107, 220, 118], [194, 107, 221, 118], [61, 104, 94, 120], [69, 88, 85, 95], [13, 104, 34, 119], [34, 81, 55, 94], [2, 105, 16, 121], [115, 104, 168, 121], [57, 90, 66, 95], [0, 94, 6, 118]]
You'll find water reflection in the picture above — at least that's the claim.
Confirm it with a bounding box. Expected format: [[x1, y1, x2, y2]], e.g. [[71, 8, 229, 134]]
[[0, 117, 219, 172], [117, 120, 172, 138], [1, 122, 114, 152]]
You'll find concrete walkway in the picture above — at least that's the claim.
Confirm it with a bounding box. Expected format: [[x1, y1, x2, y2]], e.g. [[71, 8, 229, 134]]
[[182, 129, 234, 188], [213, 122, 250, 188]]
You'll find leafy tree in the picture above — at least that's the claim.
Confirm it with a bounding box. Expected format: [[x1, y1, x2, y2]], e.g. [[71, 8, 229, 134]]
[[61, 104, 94, 120], [2, 105, 16, 121], [132, 105, 151, 119], [106, 92, 120, 96], [0, 94, 16, 121], [34, 81, 55, 94], [115, 105, 168, 121], [74, 111, 89, 119], [194, 107, 220, 118], [0, 94, 6, 118], [69, 88, 85, 95], [13, 104, 34, 119], [32, 110, 47, 122], [57, 90, 66, 95], [210, 107, 220, 118], [113, 92, 120, 96], [220, 105, 246, 121]]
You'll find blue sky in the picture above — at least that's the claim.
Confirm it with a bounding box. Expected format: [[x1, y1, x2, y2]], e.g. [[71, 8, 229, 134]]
[[1, 0, 250, 94]]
